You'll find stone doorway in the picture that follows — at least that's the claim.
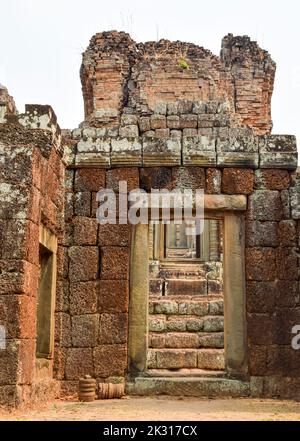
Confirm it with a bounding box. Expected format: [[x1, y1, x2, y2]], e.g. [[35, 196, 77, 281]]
[[128, 195, 248, 395], [147, 219, 225, 374]]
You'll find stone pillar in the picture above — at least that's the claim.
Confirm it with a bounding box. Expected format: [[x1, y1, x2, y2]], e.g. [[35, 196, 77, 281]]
[[209, 220, 219, 261], [223, 213, 248, 376], [128, 224, 149, 373]]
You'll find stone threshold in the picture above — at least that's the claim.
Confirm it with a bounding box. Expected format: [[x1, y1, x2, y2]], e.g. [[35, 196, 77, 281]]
[[143, 368, 225, 378], [126, 376, 250, 398]]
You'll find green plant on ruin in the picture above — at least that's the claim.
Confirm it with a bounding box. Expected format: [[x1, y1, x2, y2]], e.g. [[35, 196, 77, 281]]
[[178, 58, 189, 70]]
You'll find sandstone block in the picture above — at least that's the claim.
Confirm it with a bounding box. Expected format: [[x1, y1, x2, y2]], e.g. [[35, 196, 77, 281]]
[[68, 246, 99, 282], [246, 281, 275, 313], [106, 167, 139, 193], [246, 221, 278, 247], [99, 313, 128, 345], [248, 190, 282, 221], [98, 280, 129, 313], [98, 224, 131, 247], [94, 344, 127, 378], [180, 114, 198, 129], [71, 314, 99, 347], [74, 169, 105, 192], [156, 349, 197, 368], [246, 248, 277, 281], [100, 247, 129, 280], [277, 220, 296, 246], [165, 333, 199, 349], [73, 217, 98, 245], [150, 115, 166, 129], [197, 349, 224, 370], [254, 169, 290, 190], [65, 348, 94, 380], [119, 125, 139, 138], [70, 281, 98, 315], [222, 168, 254, 194]]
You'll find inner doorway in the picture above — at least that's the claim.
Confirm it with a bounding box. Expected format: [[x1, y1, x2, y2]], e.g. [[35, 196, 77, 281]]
[[147, 219, 224, 374]]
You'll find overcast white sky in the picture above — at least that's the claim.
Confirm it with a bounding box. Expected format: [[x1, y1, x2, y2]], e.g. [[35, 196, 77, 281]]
[[0, 0, 299, 144]]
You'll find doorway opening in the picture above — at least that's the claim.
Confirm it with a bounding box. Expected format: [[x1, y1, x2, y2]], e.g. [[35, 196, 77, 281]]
[[147, 219, 224, 374]]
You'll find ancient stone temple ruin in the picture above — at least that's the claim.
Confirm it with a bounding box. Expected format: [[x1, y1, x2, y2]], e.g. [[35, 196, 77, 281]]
[[0, 31, 300, 407]]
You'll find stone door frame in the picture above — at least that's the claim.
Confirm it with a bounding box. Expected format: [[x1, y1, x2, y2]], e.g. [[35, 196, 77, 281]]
[[128, 195, 248, 378]]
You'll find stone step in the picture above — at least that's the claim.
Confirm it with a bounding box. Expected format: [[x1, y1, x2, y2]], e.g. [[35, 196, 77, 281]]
[[126, 376, 250, 398], [165, 278, 222, 296], [149, 299, 224, 316], [157, 262, 223, 281], [149, 315, 224, 333], [144, 368, 225, 378], [149, 331, 224, 349], [148, 348, 225, 370]]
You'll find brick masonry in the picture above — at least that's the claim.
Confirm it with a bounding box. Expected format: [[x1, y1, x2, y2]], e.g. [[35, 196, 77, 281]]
[[0, 31, 300, 406]]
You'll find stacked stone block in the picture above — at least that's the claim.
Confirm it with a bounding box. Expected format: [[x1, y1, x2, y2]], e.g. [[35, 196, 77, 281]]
[[0, 106, 64, 406]]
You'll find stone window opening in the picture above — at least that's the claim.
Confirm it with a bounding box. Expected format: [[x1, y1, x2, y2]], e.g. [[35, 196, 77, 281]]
[[36, 226, 57, 360]]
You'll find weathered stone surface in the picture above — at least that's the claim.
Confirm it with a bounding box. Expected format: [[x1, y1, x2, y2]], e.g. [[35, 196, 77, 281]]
[[68, 246, 99, 282], [203, 316, 224, 332], [290, 186, 300, 219], [98, 280, 129, 313], [70, 281, 98, 315], [276, 247, 298, 280], [247, 313, 274, 345], [248, 190, 282, 221], [164, 333, 199, 349], [119, 125, 139, 138], [74, 168, 105, 192], [74, 192, 91, 217], [71, 314, 99, 347], [98, 224, 131, 247], [94, 344, 127, 378], [198, 332, 224, 349], [0, 295, 36, 339], [149, 317, 166, 333], [65, 348, 94, 380], [171, 167, 206, 191], [165, 279, 207, 296], [217, 152, 259, 168], [106, 167, 139, 193], [275, 280, 299, 308], [197, 349, 224, 370], [155, 128, 170, 139], [277, 220, 296, 246], [167, 116, 180, 129], [138, 117, 151, 132], [254, 169, 290, 190], [246, 282, 275, 313], [246, 221, 278, 247], [206, 168, 221, 194], [140, 167, 172, 191], [222, 168, 254, 194], [153, 300, 177, 315], [111, 138, 142, 166], [259, 136, 297, 170], [182, 136, 216, 166], [156, 349, 197, 369], [98, 313, 128, 344], [73, 217, 98, 245], [100, 247, 129, 280], [180, 114, 198, 128], [150, 115, 166, 130], [55, 313, 71, 347], [246, 248, 277, 281], [143, 139, 181, 166]]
